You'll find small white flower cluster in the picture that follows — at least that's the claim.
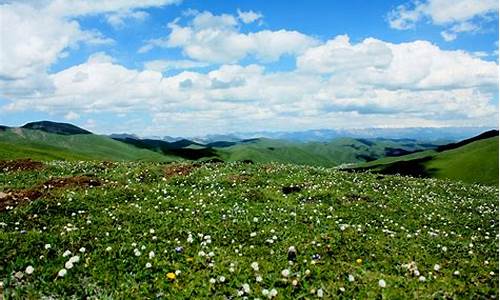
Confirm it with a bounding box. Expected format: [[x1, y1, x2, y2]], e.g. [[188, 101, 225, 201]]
[[58, 251, 81, 277], [262, 288, 278, 299]]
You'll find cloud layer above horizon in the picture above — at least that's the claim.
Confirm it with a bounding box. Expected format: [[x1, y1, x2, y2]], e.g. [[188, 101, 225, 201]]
[[0, 0, 498, 136]]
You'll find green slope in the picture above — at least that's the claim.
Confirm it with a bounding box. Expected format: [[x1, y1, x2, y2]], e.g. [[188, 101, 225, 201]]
[[216, 138, 440, 167], [0, 128, 177, 162], [426, 137, 498, 186], [351, 136, 498, 186], [216, 138, 332, 166]]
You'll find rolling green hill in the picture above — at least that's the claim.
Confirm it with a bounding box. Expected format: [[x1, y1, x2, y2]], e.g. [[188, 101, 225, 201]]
[[350, 135, 499, 186], [215, 138, 442, 167], [0, 128, 177, 162]]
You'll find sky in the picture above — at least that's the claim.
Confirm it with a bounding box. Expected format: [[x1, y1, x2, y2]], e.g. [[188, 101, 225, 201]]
[[0, 0, 498, 137]]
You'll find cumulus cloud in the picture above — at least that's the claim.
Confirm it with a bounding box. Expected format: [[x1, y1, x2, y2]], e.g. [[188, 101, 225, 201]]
[[388, 0, 498, 41], [0, 3, 108, 81], [237, 9, 263, 24], [106, 10, 149, 29], [143, 59, 209, 72], [298, 37, 498, 91], [297, 35, 393, 73], [139, 10, 318, 63], [3, 35, 497, 135], [0, 0, 180, 99]]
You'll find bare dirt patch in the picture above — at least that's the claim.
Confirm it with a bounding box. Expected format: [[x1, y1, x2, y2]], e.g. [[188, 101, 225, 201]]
[[0, 176, 101, 212], [164, 163, 200, 178], [227, 174, 252, 183], [42, 176, 101, 189], [0, 159, 44, 173]]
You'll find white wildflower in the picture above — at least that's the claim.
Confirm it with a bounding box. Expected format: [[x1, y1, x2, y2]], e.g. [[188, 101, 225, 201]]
[[281, 269, 290, 277], [25, 266, 34, 275], [378, 279, 386, 288], [251, 262, 259, 271], [317, 288, 324, 298], [65, 261, 74, 269]]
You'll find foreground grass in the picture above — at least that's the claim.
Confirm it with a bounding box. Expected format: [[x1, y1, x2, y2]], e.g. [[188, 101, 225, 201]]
[[0, 161, 498, 299]]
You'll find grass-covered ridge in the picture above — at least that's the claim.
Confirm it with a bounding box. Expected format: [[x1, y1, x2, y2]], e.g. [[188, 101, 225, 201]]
[[215, 137, 441, 167], [350, 136, 499, 186], [0, 161, 497, 298], [0, 128, 177, 162]]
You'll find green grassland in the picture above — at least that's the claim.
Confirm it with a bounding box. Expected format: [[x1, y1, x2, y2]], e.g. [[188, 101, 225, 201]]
[[0, 161, 497, 298], [351, 137, 498, 186], [216, 138, 439, 167], [0, 128, 176, 162]]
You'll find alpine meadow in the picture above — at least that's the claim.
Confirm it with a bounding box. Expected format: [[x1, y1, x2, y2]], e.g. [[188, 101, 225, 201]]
[[0, 1, 498, 299]]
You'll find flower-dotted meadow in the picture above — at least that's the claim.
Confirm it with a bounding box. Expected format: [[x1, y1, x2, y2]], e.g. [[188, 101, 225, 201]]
[[0, 160, 498, 298]]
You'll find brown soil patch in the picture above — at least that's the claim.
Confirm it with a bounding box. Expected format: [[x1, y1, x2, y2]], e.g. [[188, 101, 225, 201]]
[[42, 176, 101, 189], [164, 163, 200, 178], [0, 159, 44, 173], [227, 174, 252, 183], [0, 176, 101, 212]]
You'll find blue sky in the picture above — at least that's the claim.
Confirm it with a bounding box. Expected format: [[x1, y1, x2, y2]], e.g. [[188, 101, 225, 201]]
[[0, 0, 498, 136]]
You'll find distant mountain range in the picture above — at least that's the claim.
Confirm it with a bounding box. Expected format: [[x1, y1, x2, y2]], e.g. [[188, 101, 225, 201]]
[[189, 127, 495, 143], [0, 120, 497, 185], [110, 127, 496, 144]]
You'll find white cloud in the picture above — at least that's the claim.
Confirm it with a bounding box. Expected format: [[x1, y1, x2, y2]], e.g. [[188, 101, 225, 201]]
[[298, 37, 498, 91], [140, 11, 318, 63], [388, 0, 498, 40], [143, 59, 209, 72], [0, 0, 180, 99], [3, 37, 497, 135], [237, 9, 263, 24], [440, 21, 481, 41], [0, 3, 107, 81], [43, 0, 182, 17], [106, 10, 149, 29], [297, 35, 393, 73], [64, 111, 80, 121]]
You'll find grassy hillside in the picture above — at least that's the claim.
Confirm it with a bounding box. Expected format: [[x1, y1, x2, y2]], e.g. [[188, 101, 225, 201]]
[[0, 161, 497, 298], [113, 137, 219, 160], [216, 138, 441, 167], [0, 128, 176, 162], [351, 136, 498, 186], [427, 137, 498, 186]]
